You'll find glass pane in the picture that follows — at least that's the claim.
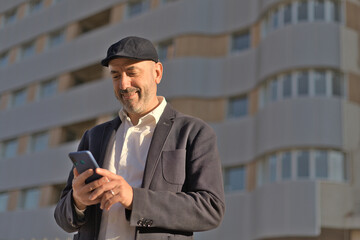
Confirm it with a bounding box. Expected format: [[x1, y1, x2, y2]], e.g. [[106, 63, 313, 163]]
[[232, 32, 250, 52], [29, 0, 43, 14], [315, 150, 328, 178], [40, 79, 57, 99], [297, 72, 309, 96], [298, 1, 308, 21], [328, 151, 345, 181], [329, 0, 340, 22], [283, 74, 292, 98], [23, 188, 40, 210], [281, 152, 292, 180], [12, 89, 27, 107], [0, 193, 9, 212], [314, 70, 326, 96], [284, 3, 292, 25], [332, 72, 342, 96], [297, 151, 310, 178], [228, 96, 248, 118], [128, 0, 148, 17], [257, 160, 268, 187], [0, 53, 9, 67], [22, 42, 35, 59], [4, 9, 16, 25], [3, 139, 18, 159], [314, 0, 325, 20], [224, 166, 246, 191], [269, 155, 277, 182], [32, 132, 49, 152], [272, 9, 279, 29], [49, 30, 65, 48]]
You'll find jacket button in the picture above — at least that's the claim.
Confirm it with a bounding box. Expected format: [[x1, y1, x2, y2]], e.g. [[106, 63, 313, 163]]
[[137, 218, 144, 226]]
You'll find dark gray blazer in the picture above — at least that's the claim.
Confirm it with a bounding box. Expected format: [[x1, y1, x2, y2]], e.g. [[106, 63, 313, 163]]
[[54, 104, 225, 240]]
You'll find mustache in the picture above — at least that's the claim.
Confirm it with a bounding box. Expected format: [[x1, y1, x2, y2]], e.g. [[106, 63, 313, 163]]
[[118, 87, 140, 94]]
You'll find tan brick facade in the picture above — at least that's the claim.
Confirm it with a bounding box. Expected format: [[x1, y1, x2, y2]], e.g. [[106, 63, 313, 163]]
[[0, 92, 10, 110], [251, 21, 261, 49], [27, 83, 38, 102], [348, 72, 360, 105], [18, 135, 29, 155], [169, 97, 226, 122], [9, 48, 18, 64], [35, 35, 47, 54], [66, 22, 80, 41], [58, 73, 74, 92], [150, 0, 160, 9], [16, 3, 28, 20], [175, 35, 229, 58], [110, 3, 125, 23], [249, 88, 259, 116], [7, 190, 20, 211], [246, 162, 256, 191], [49, 127, 62, 147]]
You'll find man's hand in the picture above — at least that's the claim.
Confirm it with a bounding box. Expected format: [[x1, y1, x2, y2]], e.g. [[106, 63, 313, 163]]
[[88, 168, 133, 211], [72, 168, 110, 210]]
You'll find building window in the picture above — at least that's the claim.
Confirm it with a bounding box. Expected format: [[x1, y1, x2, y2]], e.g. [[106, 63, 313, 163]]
[[0, 52, 9, 67], [232, 31, 250, 52], [297, 150, 310, 178], [283, 3, 292, 25], [11, 88, 27, 108], [282, 74, 292, 98], [315, 150, 328, 178], [48, 29, 65, 48], [18, 188, 40, 210], [268, 79, 278, 102], [224, 166, 246, 192], [257, 149, 347, 187], [127, 0, 150, 18], [269, 154, 277, 182], [332, 72, 343, 97], [20, 41, 36, 60], [314, 70, 326, 96], [0, 192, 9, 212], [30, 131, 49, 152], [281, 152, 292, 180], [158, 40, 175, 61], [272, 8, 280, 30], [28, 0, 43, 14], [3, 8, 17, 26], [39, 79, 57, 99], [228, 96, 248, 118], [329, 0, 340, 22], [297, 1, 309, 21], [297, 71, 309, 96], [2, 139, 18, 159], [314, 0, 325, 20]]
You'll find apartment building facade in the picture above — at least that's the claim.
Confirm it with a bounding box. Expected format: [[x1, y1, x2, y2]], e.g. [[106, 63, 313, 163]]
[[0, 0, 359, 239]]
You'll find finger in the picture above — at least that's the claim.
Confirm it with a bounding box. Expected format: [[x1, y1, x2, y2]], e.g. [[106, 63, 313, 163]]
[[73, 168, 79, 177], [100, 191, 115, 210], [89, 179, 116, 200], [96, 168, 119, 179], [76, 169, 94, 184]]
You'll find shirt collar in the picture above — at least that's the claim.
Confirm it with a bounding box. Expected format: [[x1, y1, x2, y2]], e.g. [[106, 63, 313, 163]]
[[118, 97, 167, 126]]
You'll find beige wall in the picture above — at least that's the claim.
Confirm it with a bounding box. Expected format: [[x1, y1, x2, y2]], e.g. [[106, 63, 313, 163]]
[[16, 3, 28, 20], [246, 162, 256, 191], [348, 72, 360, 105], [7, 190, 20, 211], [58, 73, 74, 92], [175, 35, 229, 58], [35, 35, 47, 54], [0, 92, 10, 110], [9, 47, 18, 64], [27, 83, 38, 102], [150, 0, 160, 9], [49, 127, 62, 147], [251, 21, 261, 49], [110, 3, 125, 23], [66, 22, 80, 41], [346, 1, 360, 33], [249, 88, 258, 116], [18, 135, 29, 155], [169, 97, 226, 122]]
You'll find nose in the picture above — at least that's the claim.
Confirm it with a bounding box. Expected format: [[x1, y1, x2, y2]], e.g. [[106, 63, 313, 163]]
[[119, 73, 131, 90]]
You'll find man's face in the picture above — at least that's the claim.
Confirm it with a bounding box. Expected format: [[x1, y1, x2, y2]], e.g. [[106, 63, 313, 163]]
[[108, 58, 162, 118]]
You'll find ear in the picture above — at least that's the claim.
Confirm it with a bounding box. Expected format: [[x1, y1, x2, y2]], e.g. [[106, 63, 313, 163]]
[[154, 62, 163, 84]]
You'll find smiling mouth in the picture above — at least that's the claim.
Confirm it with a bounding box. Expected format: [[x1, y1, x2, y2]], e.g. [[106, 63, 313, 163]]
[[119, 88, 140, 99]]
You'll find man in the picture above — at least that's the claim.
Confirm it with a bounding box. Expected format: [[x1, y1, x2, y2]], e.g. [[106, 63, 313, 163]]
[[54, 36, 225, 240]]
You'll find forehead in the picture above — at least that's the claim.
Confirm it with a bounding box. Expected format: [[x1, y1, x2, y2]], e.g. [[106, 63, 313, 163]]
[[108, 58, 151, 71]]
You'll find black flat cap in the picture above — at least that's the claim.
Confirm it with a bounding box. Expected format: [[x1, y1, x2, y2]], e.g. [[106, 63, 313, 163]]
[[101, 36, 159, 67]]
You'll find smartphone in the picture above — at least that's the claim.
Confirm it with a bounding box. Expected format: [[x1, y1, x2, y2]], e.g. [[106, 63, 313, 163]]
[[69, 150, 102, 184]]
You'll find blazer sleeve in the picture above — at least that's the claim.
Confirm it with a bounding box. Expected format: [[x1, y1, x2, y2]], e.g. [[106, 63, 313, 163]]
[[54, 131, 90, 233], [128, 122, 225, 232]]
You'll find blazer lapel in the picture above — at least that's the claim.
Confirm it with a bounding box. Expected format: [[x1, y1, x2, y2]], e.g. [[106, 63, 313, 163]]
[[142, 105, 175, 189], [98, 116, 121, 167]]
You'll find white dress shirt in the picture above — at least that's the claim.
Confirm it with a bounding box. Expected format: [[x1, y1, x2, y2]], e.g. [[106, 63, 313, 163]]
[[98, 97, 167, 240]]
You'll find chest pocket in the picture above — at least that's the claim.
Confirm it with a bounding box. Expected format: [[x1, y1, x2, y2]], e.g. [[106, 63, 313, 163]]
[[161, 149, 186, 185]]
